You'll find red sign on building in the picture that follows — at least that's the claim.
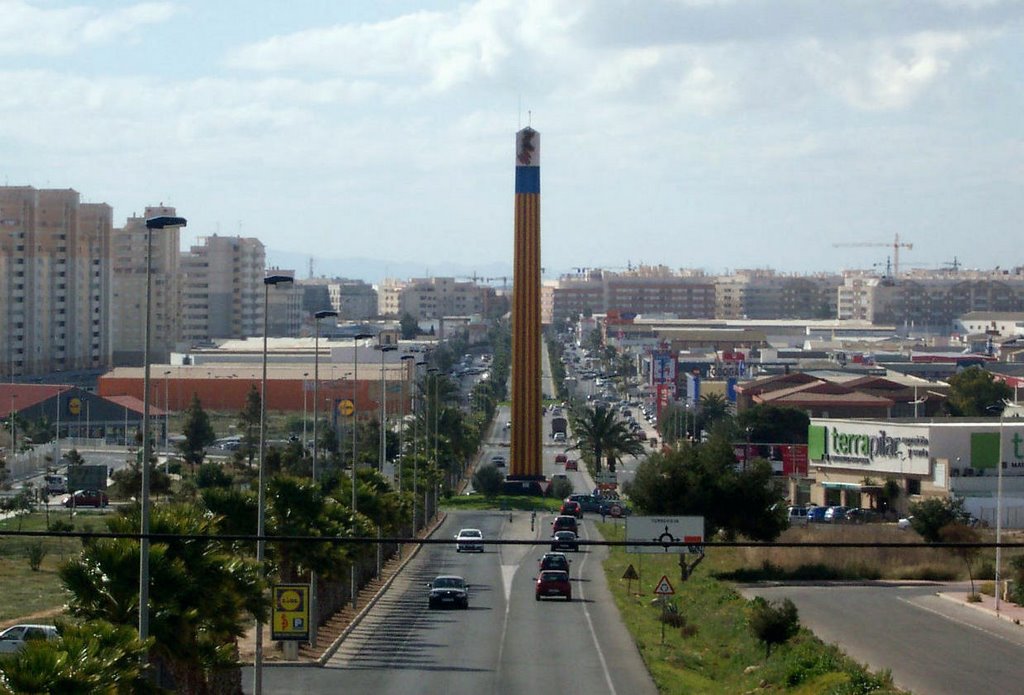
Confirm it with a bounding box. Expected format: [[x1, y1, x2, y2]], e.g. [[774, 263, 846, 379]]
[[780, 445, 809, 476]]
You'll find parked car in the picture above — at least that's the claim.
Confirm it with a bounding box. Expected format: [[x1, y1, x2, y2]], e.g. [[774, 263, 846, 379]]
[[807, 506, 828, 523], [824, 506, 848, 523], [552, 432, 566, 442], [535, 570, 572, 601], [846, 508, 881, 524], [560, 500, 583, 518], [787, 506, 810, 526], [897, 515, 914, 530], [454, 528, 484, 552], [0, 624, 59, 654], [62, 489, 108, 508], [426, 575, 469, 609], [550, 530, 579, 552], [552, 515, 579, 535], [538, 552, 571, 572]]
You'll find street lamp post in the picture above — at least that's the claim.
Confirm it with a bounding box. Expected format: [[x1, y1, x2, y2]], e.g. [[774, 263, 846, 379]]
[[311, 311, 338, 479], [9, 394, 16, 454], [308, 309, 336, 650], [996, 405, 1005, 615], [399, 355, 415, 493], [163, 370, 171, 467], [413, 361, 426, 530], [377, 345, 397, 476], [254, 274, 293, 694], [138, 214, 186, 655], [350, 333, 373, 609], [302, 372, 309, 452]]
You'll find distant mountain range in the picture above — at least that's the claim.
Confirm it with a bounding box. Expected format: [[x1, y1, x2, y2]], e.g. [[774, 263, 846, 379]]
[[266, 248, 518, 285]]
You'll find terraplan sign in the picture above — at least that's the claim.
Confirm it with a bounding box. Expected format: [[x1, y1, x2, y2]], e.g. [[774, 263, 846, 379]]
[[808, 421, 930, 475]]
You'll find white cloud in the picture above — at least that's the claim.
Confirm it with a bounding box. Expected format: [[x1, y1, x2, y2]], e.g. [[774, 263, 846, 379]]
[[0, 1, 177, 55]]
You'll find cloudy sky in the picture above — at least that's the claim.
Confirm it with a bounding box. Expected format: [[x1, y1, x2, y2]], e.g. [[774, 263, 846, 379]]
[[2, 0, 1022, 280]]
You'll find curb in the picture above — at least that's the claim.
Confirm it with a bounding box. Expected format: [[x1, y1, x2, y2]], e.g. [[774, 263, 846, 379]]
[[935, 591, 1024, 626]]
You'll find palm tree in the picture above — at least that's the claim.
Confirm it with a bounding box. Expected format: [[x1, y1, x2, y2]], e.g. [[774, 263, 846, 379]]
[[0, 620, 155, 694], [697, 392, 732, 434], [568, 404, 646, 473], [59, 504, 266, 693]]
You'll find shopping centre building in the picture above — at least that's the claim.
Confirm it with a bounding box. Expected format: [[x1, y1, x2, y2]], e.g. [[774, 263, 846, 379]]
[[808, 417, 1024, 527]]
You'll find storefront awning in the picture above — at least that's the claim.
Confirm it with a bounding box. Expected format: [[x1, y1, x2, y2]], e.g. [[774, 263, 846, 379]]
[[821, 482, 862, 491]]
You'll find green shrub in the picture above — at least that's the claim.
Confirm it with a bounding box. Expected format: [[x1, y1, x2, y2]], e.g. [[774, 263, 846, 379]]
[[195, 462, 232, 489], [48, 520, 74, 533], [749, 596, 800, 659], [26, 541, 46, 571]]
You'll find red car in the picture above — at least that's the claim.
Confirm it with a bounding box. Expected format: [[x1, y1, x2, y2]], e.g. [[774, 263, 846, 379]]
[[535, 570, 572, 601], [555, 454, 568, 464], [564, 459, 578, 471], [63, 489, 109, 508]]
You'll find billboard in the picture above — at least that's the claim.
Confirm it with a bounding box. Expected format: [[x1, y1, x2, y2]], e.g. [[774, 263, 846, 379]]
[[808, 422, 930, 475]]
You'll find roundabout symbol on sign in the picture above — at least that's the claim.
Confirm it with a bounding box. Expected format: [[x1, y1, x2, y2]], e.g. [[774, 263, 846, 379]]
[[653, 525, 680, 551]]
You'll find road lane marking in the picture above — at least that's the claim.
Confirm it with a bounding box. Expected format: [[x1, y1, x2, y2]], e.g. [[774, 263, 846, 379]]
[[578, 523, 618, 695]]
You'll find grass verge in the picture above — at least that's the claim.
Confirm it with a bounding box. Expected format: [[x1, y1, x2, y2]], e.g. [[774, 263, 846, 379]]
[[0, 511, 108, 625], [597, 522, 908, 694]]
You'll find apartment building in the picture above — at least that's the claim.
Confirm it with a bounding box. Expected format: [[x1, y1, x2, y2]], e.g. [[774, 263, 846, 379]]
[[716, 270, 840, 320], [0, 186, 111, 378], [839, 270, 1024, 330], [327, 279, 378, 320], [265, 268, 303, 337], [109, 205, 182, 366], [180, 235, 266, 342], [378, 277, 488, 320]]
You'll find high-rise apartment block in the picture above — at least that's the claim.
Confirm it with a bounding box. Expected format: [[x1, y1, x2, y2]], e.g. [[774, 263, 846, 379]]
[[180, 235, 266, 341], [0, 186, 111, 377], [110, 205, 181, 365], [266, 268, 303, 337]]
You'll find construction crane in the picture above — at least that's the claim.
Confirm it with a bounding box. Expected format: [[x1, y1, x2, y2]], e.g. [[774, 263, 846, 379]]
[[833, 233, 913, 277]]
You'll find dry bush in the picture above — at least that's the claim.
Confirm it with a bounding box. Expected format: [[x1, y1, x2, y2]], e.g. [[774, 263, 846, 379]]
[[736, 525, 964, 580]]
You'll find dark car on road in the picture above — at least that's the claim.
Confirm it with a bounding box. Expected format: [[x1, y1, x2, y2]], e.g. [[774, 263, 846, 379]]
[[535, 570, 572, 601], [560, 500, 583, 518], [539, 552, 571, 572], [427, 575, 469, 609], [63, 489, 109, 508], [552, 515, 579, 535], [550, 530, 579, 552]]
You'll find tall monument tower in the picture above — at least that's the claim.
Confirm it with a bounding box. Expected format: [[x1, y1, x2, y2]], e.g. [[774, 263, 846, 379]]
[[509, 127, 543, 481]]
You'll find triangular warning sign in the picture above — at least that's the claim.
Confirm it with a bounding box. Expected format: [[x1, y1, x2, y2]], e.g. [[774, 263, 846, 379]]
[[653, 575, 675, 595], [622, 564, 639, 580]]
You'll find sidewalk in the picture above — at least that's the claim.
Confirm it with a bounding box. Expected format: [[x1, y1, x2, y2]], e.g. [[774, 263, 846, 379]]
[[237, 510, 448, 666], [937, 584, 1024, 626]]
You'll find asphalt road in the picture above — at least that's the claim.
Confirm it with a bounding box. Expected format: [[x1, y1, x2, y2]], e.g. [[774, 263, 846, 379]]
[[740, 582, 1024, 695], [246, 511, 657, 695]]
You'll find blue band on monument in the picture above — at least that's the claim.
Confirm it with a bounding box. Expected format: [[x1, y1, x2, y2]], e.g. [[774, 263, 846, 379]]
[[515, 167, 540, 194]]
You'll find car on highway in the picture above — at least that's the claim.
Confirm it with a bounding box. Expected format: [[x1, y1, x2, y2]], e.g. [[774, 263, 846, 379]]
[[560, 500, 583, 518], [550, 530, 579, 552], [0, 624, 59, 654], [454, 528, 484, 552], [555, 453, 568, 464], [552, 432, 566, 442], [490, 454, 506, 467], [552, 514, 579, 534], [564, 459, 578, 471], [427, 575, 470, 609], [538, 552, 571, 572], [535, 570, 572, 601], [62, 489, 109, 508]]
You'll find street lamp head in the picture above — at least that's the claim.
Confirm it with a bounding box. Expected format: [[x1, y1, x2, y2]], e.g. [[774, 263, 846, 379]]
[[378, 345, 398, 353], [314, 310, 338, 320], [401, 355, 415, 362], [264, 275, 293, 286], [145, 215, 187, 230]]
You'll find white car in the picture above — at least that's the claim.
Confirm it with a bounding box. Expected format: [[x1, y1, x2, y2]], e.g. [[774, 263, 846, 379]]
[[455, 528, 484, 552], [0, 624, 59, 654], [897, 516, 913, 530]]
